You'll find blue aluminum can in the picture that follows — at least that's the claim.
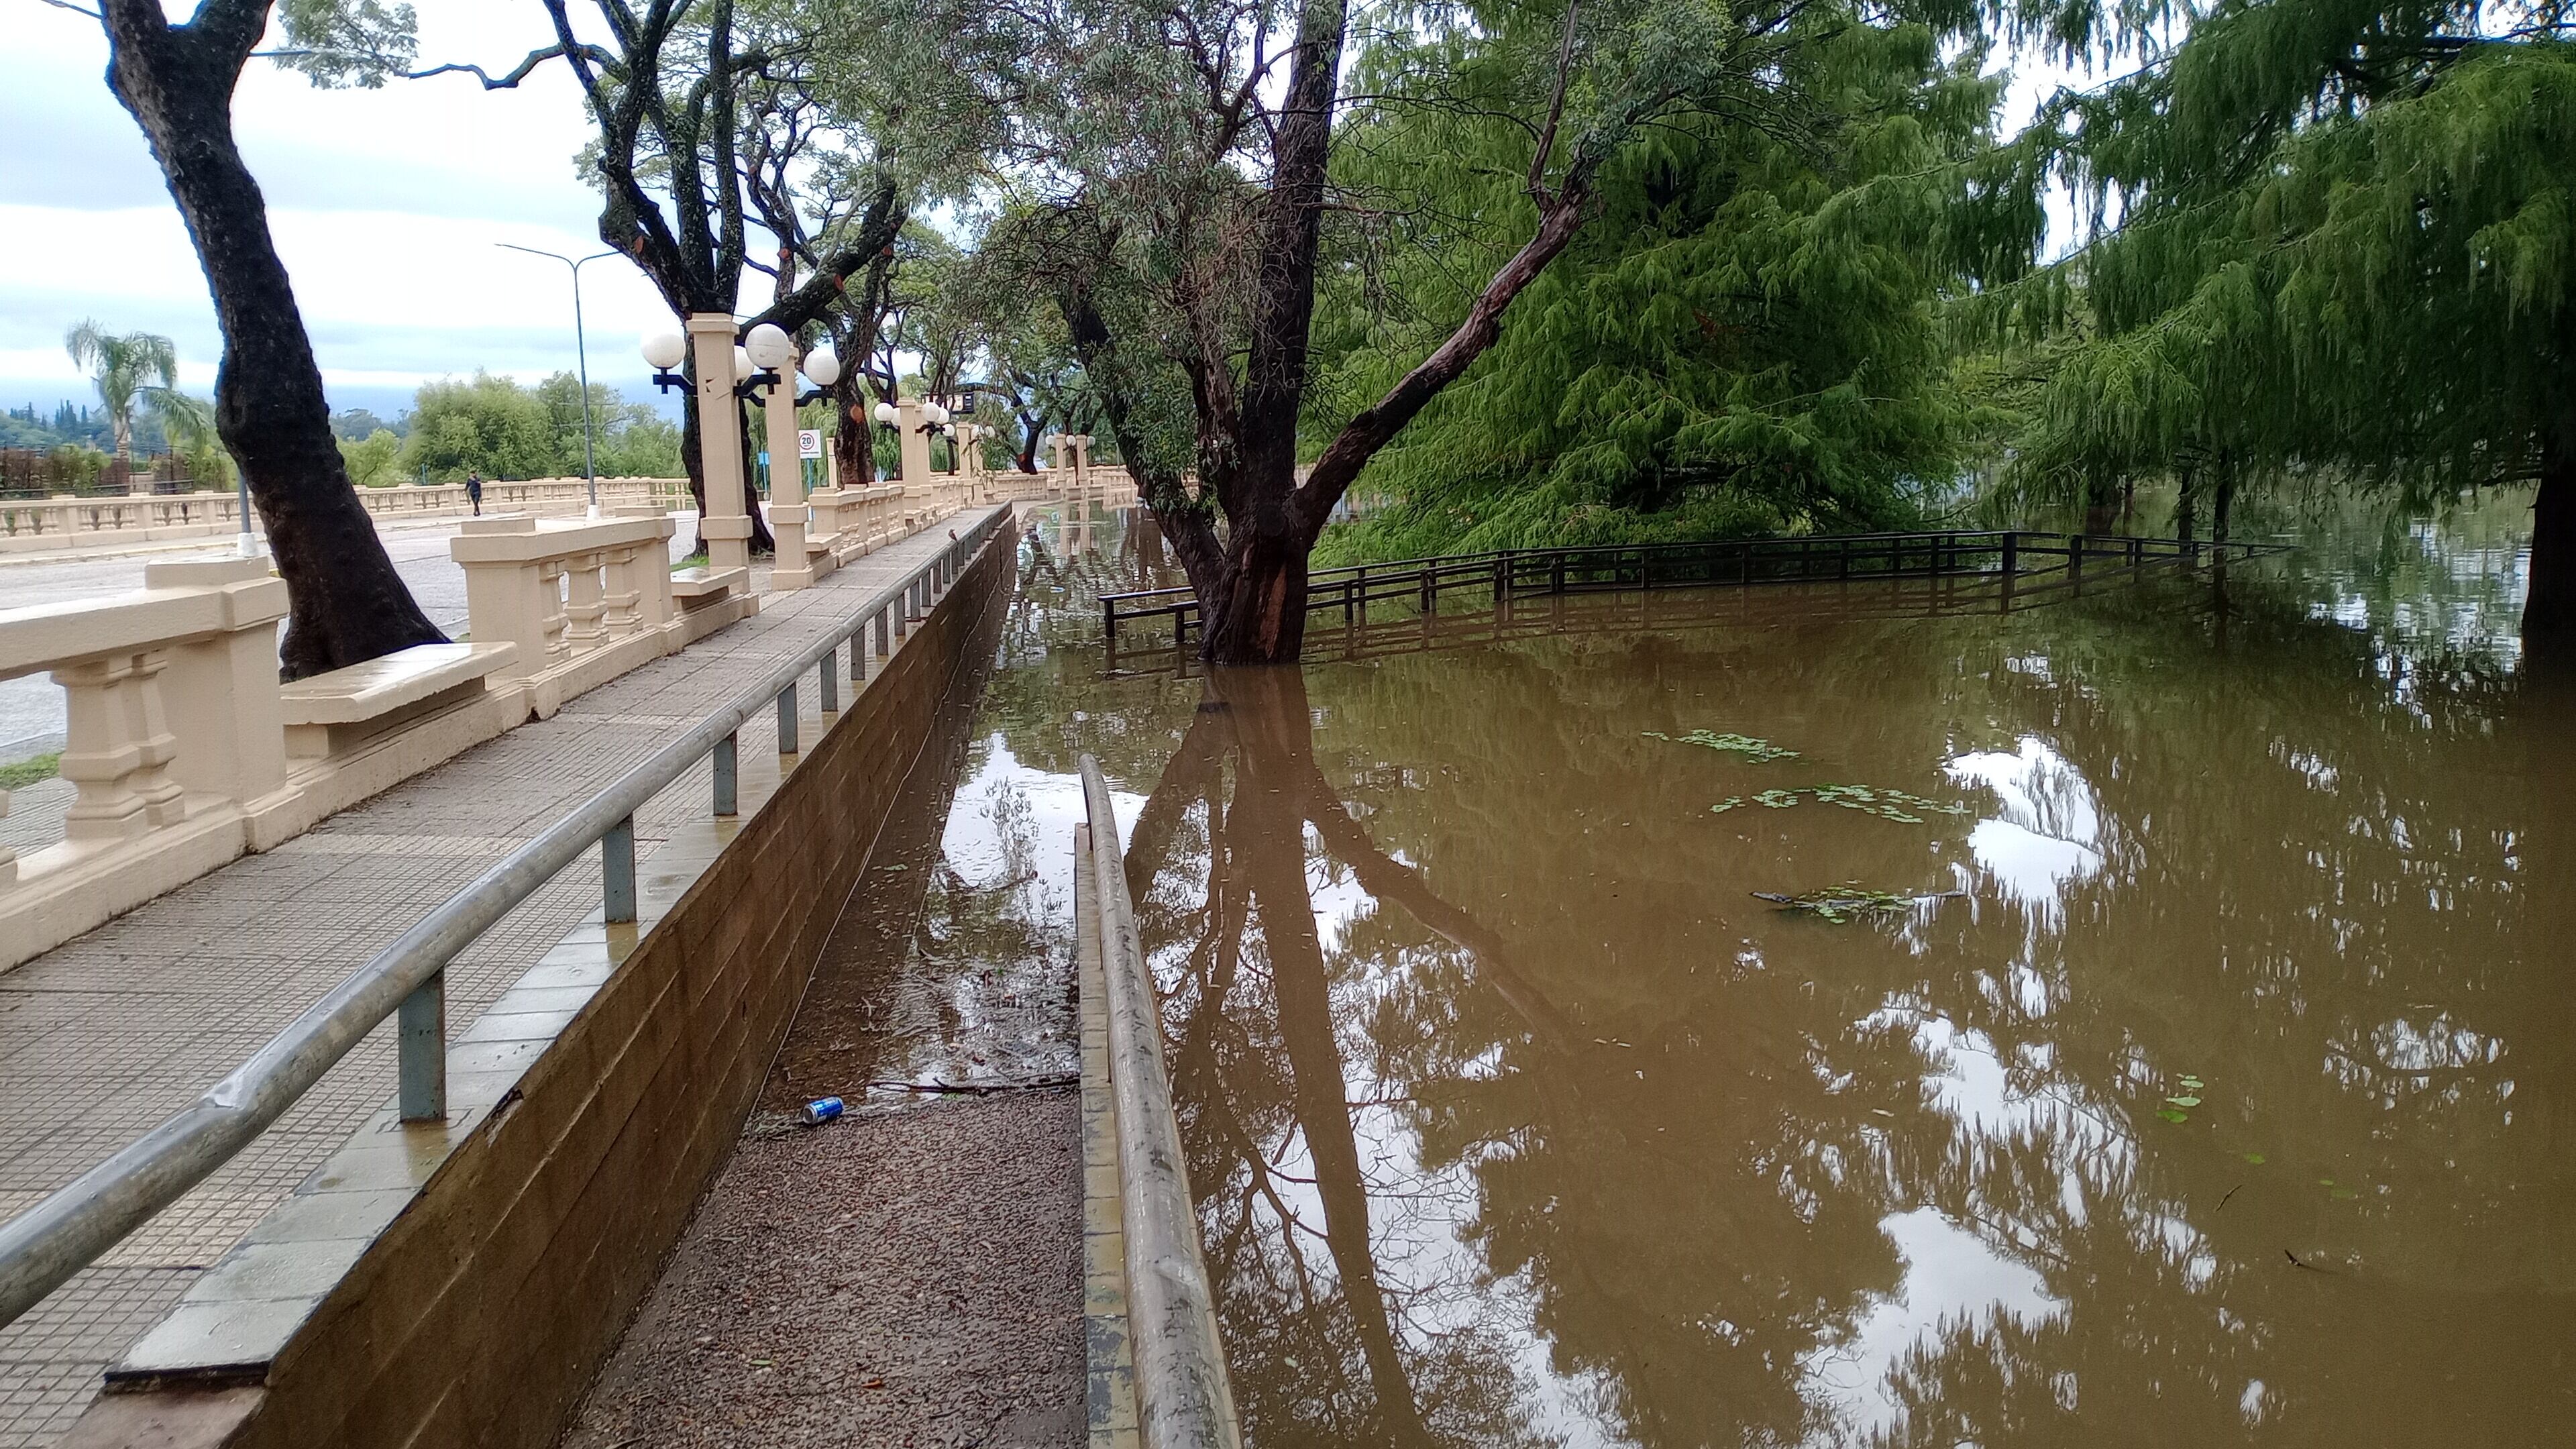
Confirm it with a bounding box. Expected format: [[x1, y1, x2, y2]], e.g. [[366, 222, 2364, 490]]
[[801, 1096, 845, 1125]]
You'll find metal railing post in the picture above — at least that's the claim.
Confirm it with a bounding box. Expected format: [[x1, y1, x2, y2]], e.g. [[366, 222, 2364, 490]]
[[397, 975, 445, 1122], [819, 646, 839, 714], [850, 631, 867, 683], [603, 815, 637, 924], [714, 731, 738, 816], [777, 682, 798, 754]]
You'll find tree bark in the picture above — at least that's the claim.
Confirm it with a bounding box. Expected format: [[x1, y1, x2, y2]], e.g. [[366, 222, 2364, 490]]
[[103, 0, 445, 679]]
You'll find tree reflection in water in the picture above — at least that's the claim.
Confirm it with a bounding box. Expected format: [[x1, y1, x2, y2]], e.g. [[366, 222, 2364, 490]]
[[1107, 560, 2576, 1447]]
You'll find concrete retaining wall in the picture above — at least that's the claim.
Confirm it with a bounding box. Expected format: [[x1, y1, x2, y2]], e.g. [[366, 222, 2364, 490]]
[[64, 527, 1017, 1449]]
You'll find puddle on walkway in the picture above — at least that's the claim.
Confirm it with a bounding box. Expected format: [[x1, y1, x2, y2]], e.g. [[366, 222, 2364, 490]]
[[951, 496, 2575, 1448]]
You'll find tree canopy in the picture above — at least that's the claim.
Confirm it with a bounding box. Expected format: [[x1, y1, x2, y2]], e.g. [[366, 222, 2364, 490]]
[[1966, 0, 2576, 639]]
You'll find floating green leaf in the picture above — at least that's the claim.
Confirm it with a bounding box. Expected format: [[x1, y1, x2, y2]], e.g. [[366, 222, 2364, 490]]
[[2157, 1108, 2191, 1124], [2180, 1076, 2205, 1090], [2164, 1095, 2202, 1108], [2329, 1186, 2361, 1201], [1753, 885, 1966, 923], [1644, 730, 1800, 763], [1712, 783, 1973, 821], [2241, 1152, 2266, 1165]]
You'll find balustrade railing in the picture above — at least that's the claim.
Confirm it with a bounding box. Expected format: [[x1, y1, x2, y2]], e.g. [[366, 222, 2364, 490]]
[[0, 509, 1012, 1330], [0, 477, 693, 545]]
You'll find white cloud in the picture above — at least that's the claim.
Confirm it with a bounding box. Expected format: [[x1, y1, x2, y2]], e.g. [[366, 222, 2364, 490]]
[[0, 0, 716, 411]]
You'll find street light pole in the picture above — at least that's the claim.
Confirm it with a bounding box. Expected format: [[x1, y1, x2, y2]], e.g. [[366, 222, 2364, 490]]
[[498, 243, 619, 517]]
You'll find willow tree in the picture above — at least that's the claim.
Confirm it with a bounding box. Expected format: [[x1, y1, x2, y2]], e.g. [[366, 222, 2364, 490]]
[[83, 0, 445, 677], [1305, 26, 1998, 561], [1977, 0, 2576, 646], [977, 0, 1983, 661]]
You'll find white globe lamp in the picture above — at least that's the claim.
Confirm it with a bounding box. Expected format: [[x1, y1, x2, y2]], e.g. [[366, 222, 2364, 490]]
[[745, 323, 793, 370], [641, 330, 686, 370], [873, 401, 899, 425], [802, 347, 841, 387]]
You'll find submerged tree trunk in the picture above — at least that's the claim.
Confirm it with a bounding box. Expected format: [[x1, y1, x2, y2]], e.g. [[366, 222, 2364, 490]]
[[2176, 467, 2198, 542], [2528, 429, 2576, 650], [1199, 513, 1313, 663], [103, 0, 445, 678]]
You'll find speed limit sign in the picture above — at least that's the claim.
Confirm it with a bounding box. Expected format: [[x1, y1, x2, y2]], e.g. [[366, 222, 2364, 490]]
[[796, 429, 824, 460]]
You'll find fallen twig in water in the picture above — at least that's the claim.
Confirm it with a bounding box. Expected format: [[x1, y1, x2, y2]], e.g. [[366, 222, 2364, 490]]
[[1754, 887, 1968, 922], [863, 1075, 1079, 1096]]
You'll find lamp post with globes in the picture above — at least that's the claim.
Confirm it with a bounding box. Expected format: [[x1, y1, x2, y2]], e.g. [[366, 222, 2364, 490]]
[[871, 395, 949, 487], [745, 323, 824, 590], [641, 318, 756, 574]]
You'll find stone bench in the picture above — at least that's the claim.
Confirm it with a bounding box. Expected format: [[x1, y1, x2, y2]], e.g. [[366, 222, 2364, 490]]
[[279, 641, 519, 759], [671, 564, 750, 610]]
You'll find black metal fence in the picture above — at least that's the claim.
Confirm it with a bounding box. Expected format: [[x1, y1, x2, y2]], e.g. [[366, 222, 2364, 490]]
[[1101, 529, 2287, 648]]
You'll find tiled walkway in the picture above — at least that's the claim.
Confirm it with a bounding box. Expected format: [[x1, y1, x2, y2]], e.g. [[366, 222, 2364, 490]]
[[0, 509, 1007, 1448]]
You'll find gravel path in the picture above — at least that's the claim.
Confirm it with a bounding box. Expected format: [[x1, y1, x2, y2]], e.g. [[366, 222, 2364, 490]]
[[559, 1093, 1083, 1449], [559, 559, 1084, 1449]]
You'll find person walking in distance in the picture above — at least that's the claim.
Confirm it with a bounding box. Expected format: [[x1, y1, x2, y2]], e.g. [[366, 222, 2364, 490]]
[[466, 471, 484, 517]]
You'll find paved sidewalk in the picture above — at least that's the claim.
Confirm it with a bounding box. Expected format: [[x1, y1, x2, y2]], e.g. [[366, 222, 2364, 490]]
[[0, 509, 1007, 1448]]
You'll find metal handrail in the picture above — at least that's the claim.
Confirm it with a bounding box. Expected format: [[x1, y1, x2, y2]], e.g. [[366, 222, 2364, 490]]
[[1079, 757, 1242, 1449], [0, 507, 1012, 1329]]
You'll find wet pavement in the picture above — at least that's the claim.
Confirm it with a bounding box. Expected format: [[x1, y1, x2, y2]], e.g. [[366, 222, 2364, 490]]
[[561, 519, 1085, 1448]]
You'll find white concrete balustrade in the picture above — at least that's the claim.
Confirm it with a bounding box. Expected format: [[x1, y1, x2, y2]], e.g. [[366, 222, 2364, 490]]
[[0, 476, 692, 554], [451, 510, 728, 719], [0, 557, 309, 965], [0, 468, 1000, 973]]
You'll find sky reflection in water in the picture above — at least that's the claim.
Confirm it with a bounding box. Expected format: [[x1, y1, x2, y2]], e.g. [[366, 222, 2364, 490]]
[[948, 496, 2574, 1448]]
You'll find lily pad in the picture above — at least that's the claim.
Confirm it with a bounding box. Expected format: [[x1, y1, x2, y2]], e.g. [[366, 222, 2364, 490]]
[[2164, 1095, 2202, 1109], [2157, 1108, 2191, 1124]]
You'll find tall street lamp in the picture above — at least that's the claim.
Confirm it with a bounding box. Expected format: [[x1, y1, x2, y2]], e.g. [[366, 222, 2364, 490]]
[[498, 242, 619, 517]]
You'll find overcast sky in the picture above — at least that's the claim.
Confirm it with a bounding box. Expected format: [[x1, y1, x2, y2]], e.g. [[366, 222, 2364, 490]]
[[1, 0, 686, 421], [1, 1, 2084, 426]]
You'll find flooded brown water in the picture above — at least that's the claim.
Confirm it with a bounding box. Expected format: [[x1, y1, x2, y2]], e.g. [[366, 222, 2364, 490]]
[[946, 496, 2576, 1447]]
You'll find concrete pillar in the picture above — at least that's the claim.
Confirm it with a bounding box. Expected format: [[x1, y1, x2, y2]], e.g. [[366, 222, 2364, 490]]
[[142, 555, 292, 810], [688, 313, 753, 576], [1069, 434, 1094, 513], [1046, 433, 1072, 496], [896, 397, 932, 488], [955, 421, 983, 502], [765, 345, 812, 591]]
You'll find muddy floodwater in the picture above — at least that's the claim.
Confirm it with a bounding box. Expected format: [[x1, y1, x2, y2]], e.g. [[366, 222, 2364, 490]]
[[937, 496, 2574, 1447]]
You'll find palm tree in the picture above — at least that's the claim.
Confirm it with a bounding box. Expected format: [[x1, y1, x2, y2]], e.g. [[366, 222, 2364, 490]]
[[63, 321, 178, 465]]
